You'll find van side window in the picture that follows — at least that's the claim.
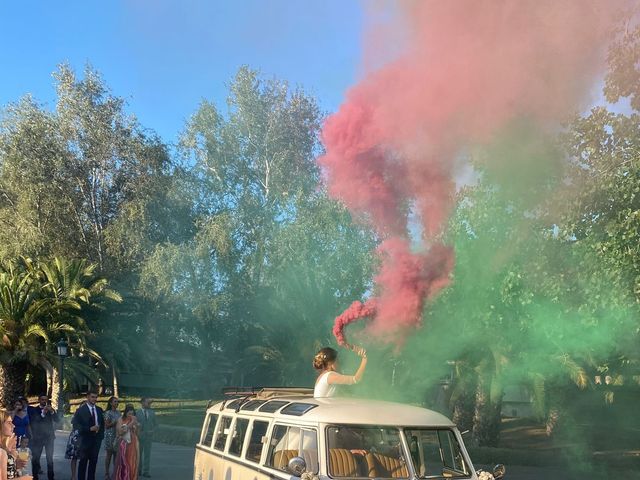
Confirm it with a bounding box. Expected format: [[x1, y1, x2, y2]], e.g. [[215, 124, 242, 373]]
[[229, 418, 250, 457], [214, 416, 233, 451], [326, 425, 406, 478], [266, 425, 318, 474], [246, 420, 269, 463], [201, 413, 219, 447]]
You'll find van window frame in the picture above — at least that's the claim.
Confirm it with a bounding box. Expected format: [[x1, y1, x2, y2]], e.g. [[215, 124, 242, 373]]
[[200, 412, 219, 447], [228, 416, 251, 458], [244, 418, 271, 464], [213, 415, 234, 452], [263, 422, 319, 474], [402, 427, 471, 479]]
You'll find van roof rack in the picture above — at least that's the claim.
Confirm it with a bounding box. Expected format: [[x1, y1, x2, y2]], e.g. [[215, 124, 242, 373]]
[[222, 386, 314, 400]]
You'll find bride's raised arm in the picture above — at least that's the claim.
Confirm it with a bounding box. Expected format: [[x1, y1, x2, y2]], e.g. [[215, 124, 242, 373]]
[[328, 347, 367, 385]]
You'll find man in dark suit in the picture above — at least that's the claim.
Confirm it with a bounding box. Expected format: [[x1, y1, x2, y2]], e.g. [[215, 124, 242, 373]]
[[28, 394, 59, 480], [72, 390, 104, 480]]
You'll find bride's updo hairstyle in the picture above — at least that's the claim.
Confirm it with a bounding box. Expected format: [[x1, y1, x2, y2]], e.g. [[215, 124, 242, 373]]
[[313, 347, 338, 371]]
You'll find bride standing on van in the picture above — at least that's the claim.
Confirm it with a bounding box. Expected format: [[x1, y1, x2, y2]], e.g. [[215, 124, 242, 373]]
[[313, 346, 367, 397]]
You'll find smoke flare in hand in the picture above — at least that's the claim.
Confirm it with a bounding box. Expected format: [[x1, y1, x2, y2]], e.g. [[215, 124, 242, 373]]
[[332, 299, 377, 347], [323, 1, 627, 344]]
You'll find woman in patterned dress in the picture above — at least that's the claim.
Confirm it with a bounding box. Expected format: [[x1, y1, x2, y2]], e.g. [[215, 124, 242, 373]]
[[65, 402, 83, 480], [114, 404, 139, 480], [0, 410, 31, 480], [103, 397, 121, 480]]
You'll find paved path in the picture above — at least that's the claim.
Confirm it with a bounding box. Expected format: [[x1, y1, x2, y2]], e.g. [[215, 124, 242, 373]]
[[49, 431, 194, 480], [45, 432, 638, 480]]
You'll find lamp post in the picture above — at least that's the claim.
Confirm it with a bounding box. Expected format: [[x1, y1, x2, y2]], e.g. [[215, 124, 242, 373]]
[[56, 339, 68, 413]]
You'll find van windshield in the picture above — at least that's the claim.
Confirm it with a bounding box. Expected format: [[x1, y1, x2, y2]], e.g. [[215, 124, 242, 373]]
[[325, 426, 470, 480], [326, 426, 408, 479], [403, 429, 470, 479]]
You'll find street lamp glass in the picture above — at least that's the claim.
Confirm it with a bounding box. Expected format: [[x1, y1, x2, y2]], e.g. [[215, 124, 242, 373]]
[[57, 339, 68, 357]]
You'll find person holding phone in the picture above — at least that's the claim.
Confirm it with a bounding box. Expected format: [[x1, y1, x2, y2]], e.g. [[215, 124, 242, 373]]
[[28, 395, 57, 480]]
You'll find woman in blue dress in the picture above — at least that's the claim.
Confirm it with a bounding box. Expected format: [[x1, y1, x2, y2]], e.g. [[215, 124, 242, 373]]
[[10, 401, 30, 443]]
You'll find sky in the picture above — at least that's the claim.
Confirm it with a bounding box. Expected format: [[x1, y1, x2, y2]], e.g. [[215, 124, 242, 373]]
[[0, 0, 364, 143]]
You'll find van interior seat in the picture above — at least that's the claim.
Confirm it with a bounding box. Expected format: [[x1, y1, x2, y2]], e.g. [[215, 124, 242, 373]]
[[273, 449, 298, 470], [328, 448, 359, 477], [366, 452, 409, 479]]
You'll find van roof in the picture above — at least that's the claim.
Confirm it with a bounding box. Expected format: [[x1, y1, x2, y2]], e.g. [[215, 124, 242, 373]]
[[207, 396, 455, 428]]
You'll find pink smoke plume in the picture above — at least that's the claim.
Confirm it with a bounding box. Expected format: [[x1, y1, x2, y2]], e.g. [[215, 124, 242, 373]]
[[323, 1, 627, 345]]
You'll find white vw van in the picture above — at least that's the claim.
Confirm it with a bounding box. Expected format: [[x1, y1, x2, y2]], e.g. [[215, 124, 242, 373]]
[[194, 388, 505, 480]]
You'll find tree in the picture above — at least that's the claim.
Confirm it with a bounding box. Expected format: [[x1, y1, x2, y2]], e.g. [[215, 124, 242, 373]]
[[0, 255, 121, 406], [137, 67, 377, 388], [0, 258, 79, 405], [0, 64, 194, 397], [556, 26, 640, 394], [0, 62, 190, 278], [35, 257, 121, 405]]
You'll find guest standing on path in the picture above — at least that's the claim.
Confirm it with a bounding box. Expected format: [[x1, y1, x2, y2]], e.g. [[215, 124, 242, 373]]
[[65, 405, 83, 480], [72, 391, 104, 480], [28, 395, 57, 480], [0, 410, 31, 480], [11, 401, 30, 444], [103, 397, 121, 480], [135, 398, 156, 478], [114, 405, 139, 480], [16, 437, 32, 478]]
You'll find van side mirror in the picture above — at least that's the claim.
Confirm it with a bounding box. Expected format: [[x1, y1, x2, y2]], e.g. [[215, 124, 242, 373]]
[[287, 456, 307, 477], [493, 464, 506, 479]]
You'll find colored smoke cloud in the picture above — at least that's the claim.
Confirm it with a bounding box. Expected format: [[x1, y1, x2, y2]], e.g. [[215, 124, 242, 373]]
[[321, 0, 628, 344]]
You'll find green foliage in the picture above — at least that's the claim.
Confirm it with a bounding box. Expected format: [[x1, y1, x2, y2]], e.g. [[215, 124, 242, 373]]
[[0, 64, 190, 274], [380, 62, 640, 445], [141, 66, 375, 388], [0, 256, 119, 404]]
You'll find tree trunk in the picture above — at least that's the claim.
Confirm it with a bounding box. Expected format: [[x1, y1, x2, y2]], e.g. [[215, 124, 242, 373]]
[[471, 373, 503, 447], [452, 387, 476, 434], [545, 387, 567, 437], [46, 369, 53, 398], [39, 359, 54, 398], [51, 366, 61, 411], [0, 362, 28, 408], [112, 364, 119, 398]]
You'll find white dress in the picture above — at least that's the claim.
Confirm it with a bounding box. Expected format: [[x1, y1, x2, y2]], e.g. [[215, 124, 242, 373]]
[[314, 371, 337, 398]]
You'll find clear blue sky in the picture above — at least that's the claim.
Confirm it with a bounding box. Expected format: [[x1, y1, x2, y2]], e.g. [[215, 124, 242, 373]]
[[0, 0, 364, 143]]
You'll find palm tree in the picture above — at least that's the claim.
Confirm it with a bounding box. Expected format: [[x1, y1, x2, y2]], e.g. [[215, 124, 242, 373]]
[[0, 259, 80, 406], [34, 257, 121, 406], [0, 257, 121, 408]]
